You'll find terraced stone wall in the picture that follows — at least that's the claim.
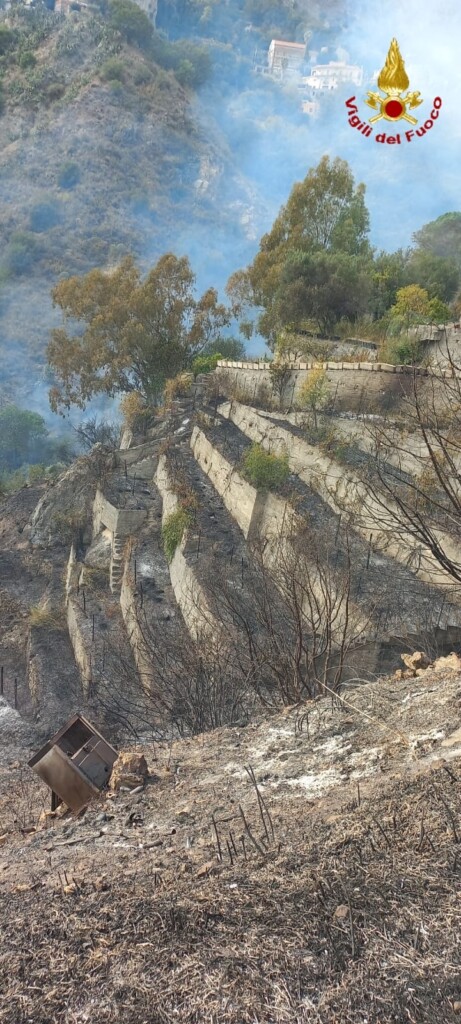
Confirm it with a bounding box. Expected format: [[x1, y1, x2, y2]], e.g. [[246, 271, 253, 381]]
[[215, 360, 441, 415], [155, 455, 220, 639]]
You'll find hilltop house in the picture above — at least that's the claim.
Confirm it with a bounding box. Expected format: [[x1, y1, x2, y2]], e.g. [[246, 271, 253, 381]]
[[267, 39, 306, 78]]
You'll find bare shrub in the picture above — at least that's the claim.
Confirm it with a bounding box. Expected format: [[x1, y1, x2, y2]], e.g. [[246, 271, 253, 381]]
[[92, 618, 250, 739], [201, 527, 379, 706], [358, 347, 461, 584], [268, 361, 292, 406], [75, 415, 120, 451]]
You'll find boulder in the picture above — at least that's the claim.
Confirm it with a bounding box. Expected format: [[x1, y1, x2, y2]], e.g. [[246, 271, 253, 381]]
[[432, 652, 461, 673], [401, 651, 430, 674], [29, 445, 112, 548], [109, 751, 149, 791]]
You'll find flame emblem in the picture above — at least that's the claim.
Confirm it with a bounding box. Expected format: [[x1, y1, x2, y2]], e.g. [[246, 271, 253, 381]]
[[366, 39, 423, 125]]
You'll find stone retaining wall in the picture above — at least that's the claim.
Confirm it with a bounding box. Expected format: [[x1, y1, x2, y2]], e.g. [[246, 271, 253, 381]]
[[191, 426, 299, 553], [215, 360, 441, 415], [219, 400, 459, 596], [155, 455, 220, 640]]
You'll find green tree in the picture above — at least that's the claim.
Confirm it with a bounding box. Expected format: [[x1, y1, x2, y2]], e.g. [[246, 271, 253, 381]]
[[47, 254, 230, 412], [427, 297, 452, 323], [371, 249, 408, 320], [413, 212, 461, 269], [228, 156, 371, 347], [0, 405, 48, 469], [404, 249, 459, 304], [30, 200, 61, 233], [58, 162, 81, 189], [202, 337, 246, 360], [4, 231, 40, 276], [0, 25, 15, 54], [262, 155, 370, 257], [389, 284, 431, 330], [260, 250, 372, 339], [107, 0, 154, 47], [191, 352, 222, 375]]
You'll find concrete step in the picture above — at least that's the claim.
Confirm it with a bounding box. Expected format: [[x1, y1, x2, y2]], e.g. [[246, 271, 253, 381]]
[[127, 455, 159, 480]]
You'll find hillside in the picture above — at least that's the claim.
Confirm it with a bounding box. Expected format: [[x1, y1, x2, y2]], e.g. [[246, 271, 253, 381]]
[[0, 3, 460, 1017], [0, 357, 460, 1019], [1, 660, 461, 1022], [0, 357, 460, 734], [0, 5, 266, 404]]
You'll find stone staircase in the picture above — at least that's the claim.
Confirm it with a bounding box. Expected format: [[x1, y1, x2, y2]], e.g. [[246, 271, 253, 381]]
[[110, 533, 126, 594], [128, 452, 159, 481], [195, 371, 220, 407]]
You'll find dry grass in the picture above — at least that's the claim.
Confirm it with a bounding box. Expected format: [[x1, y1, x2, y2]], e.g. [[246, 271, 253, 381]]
[[0, 761, 460, 1023], [1, 668, 461, 1023], [29, 604, 66, 630], [82, 565, 109, 593]]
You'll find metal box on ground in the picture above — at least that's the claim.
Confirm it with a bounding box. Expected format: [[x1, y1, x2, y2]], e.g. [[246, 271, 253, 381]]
[[28, 713, 118, 813]]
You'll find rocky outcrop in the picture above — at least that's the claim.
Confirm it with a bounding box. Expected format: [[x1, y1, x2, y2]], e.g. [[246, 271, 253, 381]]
[[109, 751, 149, 791], [30, 446, 113, 548]]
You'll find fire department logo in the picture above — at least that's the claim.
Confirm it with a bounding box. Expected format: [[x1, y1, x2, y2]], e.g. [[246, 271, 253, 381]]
[[345, 39, 441, 145], [365, 38, 422, 125]]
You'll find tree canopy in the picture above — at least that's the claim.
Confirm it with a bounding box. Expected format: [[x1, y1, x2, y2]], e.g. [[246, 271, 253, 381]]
[[227, 156, 371, 346], [107, 0, 154, 47], [389, 285, 451, 331], [47, 254, 229, 412], [0, 405, 48, 469], [258, 155, 370, 259], [404, 249, 460, 304], [227, 160, 461, 349], [413, 212, 461, 269], [263, 249, 372, 337]]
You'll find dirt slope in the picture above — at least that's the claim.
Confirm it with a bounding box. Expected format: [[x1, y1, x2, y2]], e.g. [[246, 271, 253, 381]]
[[1, 663, 461, 1022]]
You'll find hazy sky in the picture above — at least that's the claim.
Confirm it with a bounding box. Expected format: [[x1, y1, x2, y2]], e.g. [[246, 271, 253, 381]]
[[322, 0, 458, 250]]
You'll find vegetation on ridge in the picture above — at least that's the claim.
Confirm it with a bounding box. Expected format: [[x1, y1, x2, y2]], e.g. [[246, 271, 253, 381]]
[[228, 157, 460, 353], [47, 253, 229, 410], [162, 506, 194, 561], [241, 442, 290, 491], [0, 404, 74, 493]]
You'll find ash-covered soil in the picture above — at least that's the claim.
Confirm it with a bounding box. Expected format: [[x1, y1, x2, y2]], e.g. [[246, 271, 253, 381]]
[[1, 664, 461, 1022]]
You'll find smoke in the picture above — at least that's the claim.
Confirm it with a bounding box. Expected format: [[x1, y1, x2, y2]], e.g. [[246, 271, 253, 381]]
[[335, 0, 459, 247], [1, 0, 458, 387], [159, 0, 458, 354], [145, 0, 454, 299]]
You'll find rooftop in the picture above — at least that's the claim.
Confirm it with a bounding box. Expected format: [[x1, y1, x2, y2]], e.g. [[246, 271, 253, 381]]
[[269, 39, 306, 49]]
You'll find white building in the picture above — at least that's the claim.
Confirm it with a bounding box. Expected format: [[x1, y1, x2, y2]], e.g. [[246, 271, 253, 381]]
[[267, 39, 306, 78], [302, 61, 363, 92]]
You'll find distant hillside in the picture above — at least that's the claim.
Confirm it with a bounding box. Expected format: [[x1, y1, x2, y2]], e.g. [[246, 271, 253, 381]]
[[0, 4, 267, 405], [0, 0, 353, 414]]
